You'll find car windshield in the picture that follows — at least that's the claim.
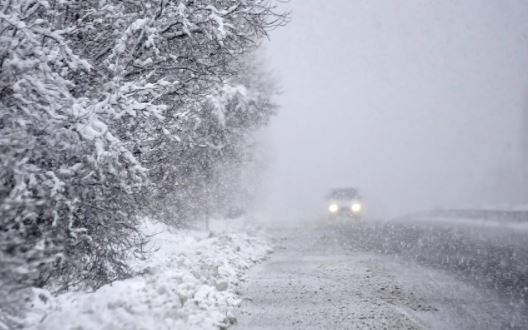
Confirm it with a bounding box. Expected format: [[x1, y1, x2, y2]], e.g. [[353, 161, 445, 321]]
[[328, 189, 358, 200]]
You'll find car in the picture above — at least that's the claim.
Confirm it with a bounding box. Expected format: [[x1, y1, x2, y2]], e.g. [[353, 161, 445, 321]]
[[326, 188, 363, 220]]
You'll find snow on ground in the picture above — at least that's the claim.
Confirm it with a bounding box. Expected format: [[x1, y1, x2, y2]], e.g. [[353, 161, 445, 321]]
[[235, 222, 426, 329], [235, 220, 528, 329], [23, 217, 272, 330], [398, 208, 528, 232], [411, 215, 528, 232]]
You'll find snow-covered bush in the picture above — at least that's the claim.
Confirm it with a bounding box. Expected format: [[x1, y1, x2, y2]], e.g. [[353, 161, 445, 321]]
[[0, 1, 148, 319], [0, 0, 286, 326], [146, 57, 279, 225]]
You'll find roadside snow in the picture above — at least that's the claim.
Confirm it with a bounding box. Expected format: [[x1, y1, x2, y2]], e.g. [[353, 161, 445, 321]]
[[24, 218, 272, 330], [423, 216, 528, 232], [406, 213, 528, 232]]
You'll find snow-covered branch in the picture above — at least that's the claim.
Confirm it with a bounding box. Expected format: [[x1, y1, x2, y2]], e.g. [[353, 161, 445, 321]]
[[0, 0, 287, 326]]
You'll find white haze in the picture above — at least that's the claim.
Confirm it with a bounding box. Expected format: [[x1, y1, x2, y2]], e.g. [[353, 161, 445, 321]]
[[258, 0, 528, 220]]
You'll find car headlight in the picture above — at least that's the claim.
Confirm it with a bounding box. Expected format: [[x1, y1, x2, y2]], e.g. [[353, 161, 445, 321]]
[[328, 204, 339, 213], [351, 202, 362, 213]]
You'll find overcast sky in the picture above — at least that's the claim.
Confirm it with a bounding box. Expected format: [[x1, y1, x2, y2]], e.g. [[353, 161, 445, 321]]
[[259, 0, 528, 220]]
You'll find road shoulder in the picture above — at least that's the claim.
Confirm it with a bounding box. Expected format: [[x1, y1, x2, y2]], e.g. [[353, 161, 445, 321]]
[[234, 225, 426, 329]]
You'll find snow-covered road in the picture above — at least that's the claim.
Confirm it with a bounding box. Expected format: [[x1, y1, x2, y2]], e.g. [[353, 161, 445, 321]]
[[235, 219, 528, 329]]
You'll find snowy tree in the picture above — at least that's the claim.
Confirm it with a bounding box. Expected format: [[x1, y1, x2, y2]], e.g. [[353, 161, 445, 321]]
[[0, 0, 287, 325], [143, 53, 280, 224], [0, 0, 148, 300]]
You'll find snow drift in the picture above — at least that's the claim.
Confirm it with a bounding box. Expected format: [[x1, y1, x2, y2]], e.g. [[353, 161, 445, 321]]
[[23, 218, 271, 330]]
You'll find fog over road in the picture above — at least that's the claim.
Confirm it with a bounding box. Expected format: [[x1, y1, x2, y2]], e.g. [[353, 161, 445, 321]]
[[248, 3, 528, 326], [235, 218, 528, 329], [262, 0, 528, 219]]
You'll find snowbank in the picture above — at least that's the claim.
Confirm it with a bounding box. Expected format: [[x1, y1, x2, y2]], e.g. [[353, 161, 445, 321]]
[[24, 218, 272, 330], [397, 208, 528, 232]]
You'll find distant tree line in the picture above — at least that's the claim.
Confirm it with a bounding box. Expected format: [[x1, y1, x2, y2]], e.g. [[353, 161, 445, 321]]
[[0, 0, 287, 326]]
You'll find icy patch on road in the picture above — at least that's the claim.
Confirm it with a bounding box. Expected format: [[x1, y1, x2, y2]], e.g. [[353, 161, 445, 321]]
[[24, 218, 272, 330]]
